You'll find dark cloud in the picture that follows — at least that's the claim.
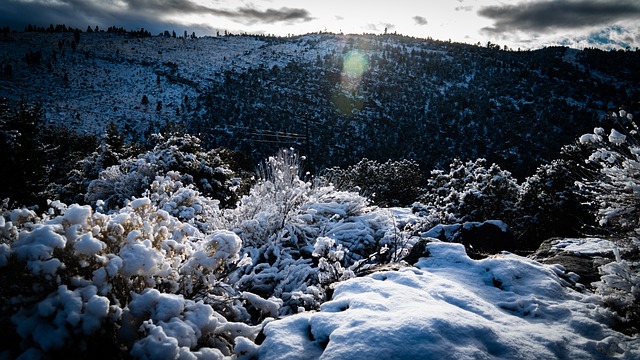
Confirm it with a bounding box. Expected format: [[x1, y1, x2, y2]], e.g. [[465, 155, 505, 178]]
[[223, 7, 314, 25], [413, 16, 428, 26], [479, 0, 640, 34], [0, 0, 313, 33]]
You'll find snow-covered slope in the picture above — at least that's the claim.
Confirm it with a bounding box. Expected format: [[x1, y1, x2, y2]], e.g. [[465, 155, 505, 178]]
[[0, 32, 342, 136], [2, 31, 639, 177]]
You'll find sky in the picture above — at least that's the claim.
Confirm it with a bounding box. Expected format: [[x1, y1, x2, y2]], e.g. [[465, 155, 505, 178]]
[[1, 0, 639, 50]]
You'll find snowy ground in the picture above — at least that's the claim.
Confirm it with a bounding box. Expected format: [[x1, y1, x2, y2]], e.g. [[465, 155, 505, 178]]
[[1, 182, 639, 358], [250, 241, 639, 359]]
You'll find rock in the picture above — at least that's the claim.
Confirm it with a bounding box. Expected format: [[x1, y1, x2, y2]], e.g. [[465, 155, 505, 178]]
[[529, 237, 616, 288], [421, 220, 517, 258], [402, 238, 432, 265]]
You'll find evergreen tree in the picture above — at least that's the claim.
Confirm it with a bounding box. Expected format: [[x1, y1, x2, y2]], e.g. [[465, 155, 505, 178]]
[[322, 158, 422, 206], [0, 102, 48, 208]]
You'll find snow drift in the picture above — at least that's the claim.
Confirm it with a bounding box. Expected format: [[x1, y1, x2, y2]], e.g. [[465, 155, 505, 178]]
[[250, 242, 640, 359]]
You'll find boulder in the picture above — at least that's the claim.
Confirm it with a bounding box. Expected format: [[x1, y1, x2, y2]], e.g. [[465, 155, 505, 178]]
[[529, 237, 616, 288], [421, 220, 517, 258]]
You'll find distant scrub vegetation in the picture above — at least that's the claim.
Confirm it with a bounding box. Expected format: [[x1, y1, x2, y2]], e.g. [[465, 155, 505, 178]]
[[1, 99, 634, 251]]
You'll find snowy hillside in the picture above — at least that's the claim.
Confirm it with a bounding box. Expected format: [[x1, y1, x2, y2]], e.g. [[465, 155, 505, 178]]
[[2, 31, 639, 177], [0, 31, 342, 137]]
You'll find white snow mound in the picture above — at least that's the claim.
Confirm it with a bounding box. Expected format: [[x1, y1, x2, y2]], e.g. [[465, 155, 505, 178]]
[[253, 242, 640, 359]]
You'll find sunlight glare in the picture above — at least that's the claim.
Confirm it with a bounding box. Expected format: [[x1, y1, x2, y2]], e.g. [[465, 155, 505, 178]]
[[343, 50, 368, 78]]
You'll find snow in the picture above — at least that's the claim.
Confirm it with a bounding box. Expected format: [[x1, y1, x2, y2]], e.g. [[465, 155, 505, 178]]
[[119, 241, 166, 277], [422, 223, 462, 239], [609, 129, 627, 145], [253, 242, 640, 359], [13, 225, 67, 261], [552, 237, 617, 256], [73, 233, 106, 255], [131, 197, 152, 209], [2, 150, 639, 358], [580, 133, 602, 144], [129, 289, 185, 323], [62, 204, 92, 226]]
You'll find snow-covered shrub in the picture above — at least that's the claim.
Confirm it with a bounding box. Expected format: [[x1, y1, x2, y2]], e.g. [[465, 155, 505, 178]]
[[419, 158, 520, 225], [224, 149, 401, 315], [321, 158, 423, 207], [144, 171, 224, 232], [126, 288, 259, 359], [593, 254, 640, 334], [0, 186, 255, 358], [577, 116, 640, 234], [86, 160, 157, 209], [574, 110, 640, 334], [85, 133, 252, 209]]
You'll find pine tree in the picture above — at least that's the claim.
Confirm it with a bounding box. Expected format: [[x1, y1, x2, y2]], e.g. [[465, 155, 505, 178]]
[[0, 102, 48, 207]]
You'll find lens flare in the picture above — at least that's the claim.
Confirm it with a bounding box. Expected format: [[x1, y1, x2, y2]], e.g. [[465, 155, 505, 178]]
[[332, 50, 369, 116], [343, 50, 368, 78]]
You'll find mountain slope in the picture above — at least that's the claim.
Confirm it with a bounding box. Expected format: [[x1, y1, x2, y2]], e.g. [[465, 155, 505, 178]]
[[1, 31, 639, 177]]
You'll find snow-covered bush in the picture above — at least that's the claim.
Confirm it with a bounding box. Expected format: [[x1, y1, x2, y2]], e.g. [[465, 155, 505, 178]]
[[573, 110, 640, 334], [577, 116, 640, 235], [0, 183, 256, 358], [85, 133, 252, 209], [593, 252, 640, 334], [224, 149, 403, 314], [321, 158, 423, 207], [0, 149, 410, 357], [419, 158, 520, 225]]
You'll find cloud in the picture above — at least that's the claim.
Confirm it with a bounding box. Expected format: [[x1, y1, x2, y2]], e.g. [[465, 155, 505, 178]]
[[479, 0, 640, 34], [455, 6, 473, 12], [215, 6, 314, 25], [413, 16, 428, 26], [365, 23, 395, 33], [563, 25, 639, 49], [0, 0, 313, 33]]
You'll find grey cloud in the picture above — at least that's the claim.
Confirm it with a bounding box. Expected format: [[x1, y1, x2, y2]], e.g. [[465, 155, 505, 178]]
[[225, 7, 314, 25], [413, 16, 428, 26], [365, 24, 380, 31], [365, 23, 395, 32], [455, 6, 473, 12], [479, 0, 640, 34], [0, 0, 313, 33]]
